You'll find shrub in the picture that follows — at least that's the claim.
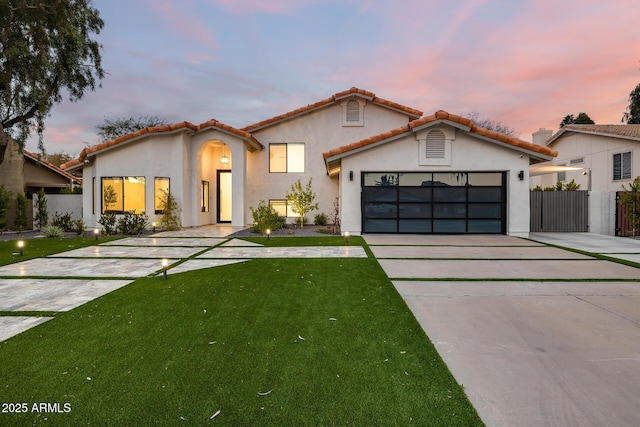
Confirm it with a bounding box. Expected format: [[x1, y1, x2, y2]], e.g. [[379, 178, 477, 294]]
[[73, 219, 86, 236], [157, 189, 182, 231], [250, 200, 284, 234], [34, 188, 49, 230], [60, 185, 82, 194], [98, 212, 117, 235], [314, 212, 328, 226], [0, 185, 12, 234], [13, 193, 28, 232], [42, 225, 64, 238], [117, 211, 148, 235], [52, 212, 73, 232]]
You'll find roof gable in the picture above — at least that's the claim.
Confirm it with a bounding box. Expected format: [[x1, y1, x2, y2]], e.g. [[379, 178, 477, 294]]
[[547, 124, 640, 145], [322, 110, 558, 175], [62, 119, 263, 171], [24, 151, 81, 184], [242, 87, 423, 132]]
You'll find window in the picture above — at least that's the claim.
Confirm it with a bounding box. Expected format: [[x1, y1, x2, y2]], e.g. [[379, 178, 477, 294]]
[[269, 143, 304, 173], [269, 199, 299, 217], [557, 164, 566, 182], [201, 181, 210, 212], [154, 177, 170, 214], [101, 177, 145, 214], [613, 152, 632, 180]]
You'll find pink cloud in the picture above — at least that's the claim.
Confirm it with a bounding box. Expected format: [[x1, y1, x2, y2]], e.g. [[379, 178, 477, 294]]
[[211, 0, 330, 14], [148, 0, 217, 51]]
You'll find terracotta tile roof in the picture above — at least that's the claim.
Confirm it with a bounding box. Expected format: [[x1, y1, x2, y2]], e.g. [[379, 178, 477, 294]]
[[24, 150, 82, 184], [62, 120, 263, 170], [547, 124, 640, 145], [242, 87, 423, 131], [323, 110, 558, 162]]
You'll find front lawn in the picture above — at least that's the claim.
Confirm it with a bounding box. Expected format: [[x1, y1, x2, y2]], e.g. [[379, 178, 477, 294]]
[[0, 252, 482, 425], [0, 236, 120, 266]]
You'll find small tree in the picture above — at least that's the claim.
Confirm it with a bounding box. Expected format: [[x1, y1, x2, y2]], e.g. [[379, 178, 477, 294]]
[[286, 178, 319, 229], [34, 188, 49, 230], [329, 196, 340, 235], [103, 184, 118, 212], [13, 193, 28, 232], [157, 189, 182, 231], [0, 185, 12, 234], [620, 176, 640, 238]]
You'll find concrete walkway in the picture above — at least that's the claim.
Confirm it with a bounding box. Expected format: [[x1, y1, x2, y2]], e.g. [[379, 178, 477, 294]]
[[0, 229, 366, 342], [367, 233, 640, 427]]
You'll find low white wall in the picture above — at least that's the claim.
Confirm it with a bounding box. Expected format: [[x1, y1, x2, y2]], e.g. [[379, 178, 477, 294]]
[[33, 194, 83, 224]]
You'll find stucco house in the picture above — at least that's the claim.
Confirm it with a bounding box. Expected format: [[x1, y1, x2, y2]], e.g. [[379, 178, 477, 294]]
[[530, 124, 640, 234], [63, 87, 556, 236]]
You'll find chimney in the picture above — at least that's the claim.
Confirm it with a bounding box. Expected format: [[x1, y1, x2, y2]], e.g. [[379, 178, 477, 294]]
[[532, 128, 553, 146]]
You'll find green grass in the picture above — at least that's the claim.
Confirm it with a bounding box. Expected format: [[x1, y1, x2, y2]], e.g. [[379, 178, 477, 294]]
[[0, 237, 121, 266], [0, 255, 482, 425]]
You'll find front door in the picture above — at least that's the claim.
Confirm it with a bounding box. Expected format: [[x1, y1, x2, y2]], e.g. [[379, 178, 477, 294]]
[[217, 170, 232, 223]]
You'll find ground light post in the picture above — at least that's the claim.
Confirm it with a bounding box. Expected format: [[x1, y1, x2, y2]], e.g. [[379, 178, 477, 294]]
[[17, 240, 24, 256], [162, 259, 168, 280]]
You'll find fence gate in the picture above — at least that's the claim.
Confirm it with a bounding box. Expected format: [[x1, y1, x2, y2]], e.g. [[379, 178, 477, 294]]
[[616, 191, 639, 237], [530, 191, 589, 232]]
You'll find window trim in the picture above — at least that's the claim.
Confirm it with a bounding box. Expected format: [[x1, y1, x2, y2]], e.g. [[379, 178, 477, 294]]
[[269, 143, 305, 173], [154, 177, 170, 214], [613, 151, 632, 181], [101, 176, 146, 214]]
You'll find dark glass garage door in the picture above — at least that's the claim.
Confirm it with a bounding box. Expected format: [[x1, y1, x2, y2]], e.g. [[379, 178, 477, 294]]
[[362, 172, 506, 234]]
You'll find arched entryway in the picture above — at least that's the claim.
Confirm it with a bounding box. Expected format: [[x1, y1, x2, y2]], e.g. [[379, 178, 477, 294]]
[[197, 140, 232, 225]]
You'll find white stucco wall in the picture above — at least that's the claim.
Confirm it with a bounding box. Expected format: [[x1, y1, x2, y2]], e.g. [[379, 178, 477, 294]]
[[339, 124, 532, 236], [246, 101, 413, 225]]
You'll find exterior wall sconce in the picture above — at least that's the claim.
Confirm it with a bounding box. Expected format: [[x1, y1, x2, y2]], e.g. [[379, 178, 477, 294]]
[[349, 171, 353, 181], [17, 240, 24, 256], [93, 228, 100, 241], [162, 259, 169, 280], [518, 171, 524, 181], [220, 146, 229, 164]]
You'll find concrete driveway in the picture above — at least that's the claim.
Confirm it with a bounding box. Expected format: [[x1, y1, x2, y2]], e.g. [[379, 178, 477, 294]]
[[366, 234, 640, 427]]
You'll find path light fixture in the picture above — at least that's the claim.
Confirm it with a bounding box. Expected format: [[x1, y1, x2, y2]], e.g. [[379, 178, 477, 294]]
[[162, 259, 169, 280], [266, 228, 271, 240], [344, 231, 349, 243], [152, 221, 157, 233], [17, 240, 24, 256], [94, 228, 100, 241]]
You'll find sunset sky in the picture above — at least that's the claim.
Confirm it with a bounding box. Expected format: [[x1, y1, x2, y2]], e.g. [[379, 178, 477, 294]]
[[25, 0, 640, 157]]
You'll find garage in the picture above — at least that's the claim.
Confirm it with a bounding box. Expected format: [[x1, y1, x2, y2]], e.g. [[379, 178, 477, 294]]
[[362, 171, 506, 234]]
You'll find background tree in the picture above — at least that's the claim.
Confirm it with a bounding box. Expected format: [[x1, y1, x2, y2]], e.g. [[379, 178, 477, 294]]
[[96, 116, 169, 142], [466, 112, 519, 138], [286, 178, 319, 229], [559, 112, 595, 128], [622, 83, 640, 124], [619, 176, 640, 237], [42, 152, 74, 167], [34, 188, 49, 230], [13, 192, 28, 232], [0, 0, 105, 166], [0, 185, 12, 234]]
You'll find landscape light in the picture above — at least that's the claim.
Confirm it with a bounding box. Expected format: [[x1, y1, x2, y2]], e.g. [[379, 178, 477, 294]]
[[344, 231, 349, 242], [266, 228, 271, 240], [152, 221, 157, 232], [162, 259, 169, 280], [17, 240, 24, 256], [93, 228, 100, 241]]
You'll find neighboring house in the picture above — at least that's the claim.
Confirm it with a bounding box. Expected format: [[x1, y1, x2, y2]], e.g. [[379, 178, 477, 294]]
[[63, 87, 556, 236], [530, 125, 640, 191], [23, 150, 82, 196], [529, 124, 640, 235], [0, 140, 81, 196]]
